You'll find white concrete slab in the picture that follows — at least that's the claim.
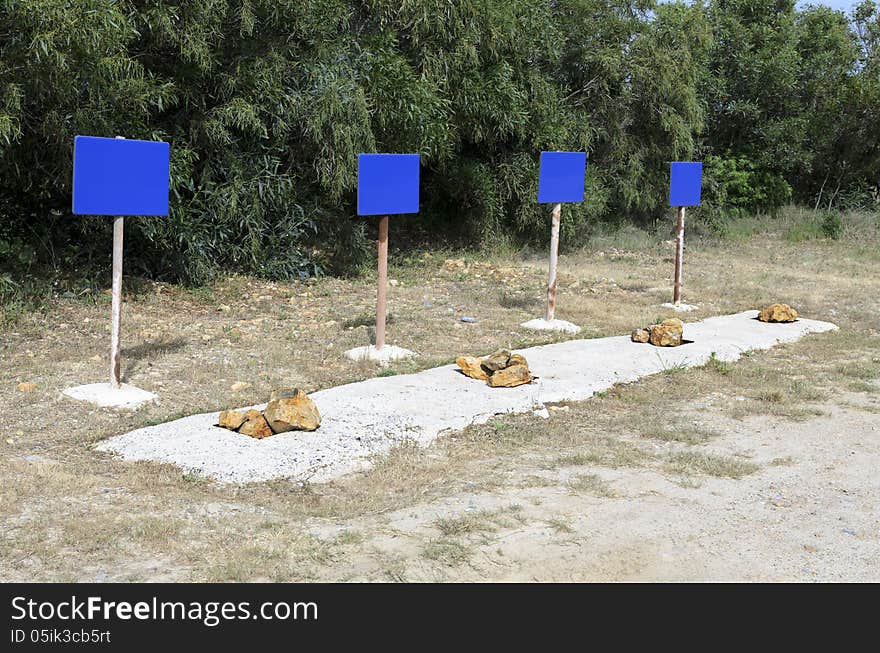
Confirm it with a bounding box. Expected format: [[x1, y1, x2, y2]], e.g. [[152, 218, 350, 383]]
[[96, 311, 837, 484], [661, 302, 698, 312], [63, 383, 158, 410], [343, 344, 415, 364], [520, 318, 581, 334]]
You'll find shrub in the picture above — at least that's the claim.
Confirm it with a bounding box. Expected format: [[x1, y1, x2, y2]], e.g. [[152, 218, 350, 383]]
[[820, 210, 844, 239]]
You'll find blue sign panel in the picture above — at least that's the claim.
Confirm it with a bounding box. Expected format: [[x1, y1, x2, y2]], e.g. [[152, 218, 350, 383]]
[[357, 154, 420, 216], [537, 151, 586, 204], [669, 161, 702, 207], [73, 136, 170, 216]]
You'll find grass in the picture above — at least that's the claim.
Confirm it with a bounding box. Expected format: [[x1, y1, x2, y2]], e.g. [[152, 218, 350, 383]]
[[705, 352, 733, 375], [663, 451, 760, 480], [567, 473, 617, 497], [433, 505, 525, 537], [342, 313, 395, 329], [546, 518, 575, 534], [421, 539, 473, 566], [551, 437, 650, 470], [638, 421, 716, 445]]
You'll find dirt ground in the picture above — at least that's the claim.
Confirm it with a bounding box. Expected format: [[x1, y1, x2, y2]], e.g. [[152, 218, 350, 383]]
[[1, 208, 879, 582]]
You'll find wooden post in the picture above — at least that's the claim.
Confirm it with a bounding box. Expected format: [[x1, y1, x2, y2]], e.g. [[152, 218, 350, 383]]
[[109, 215, 124, 388], [375, 215, 389, 351], [673, 206, 685, 305], [546, 202, 562, 321]]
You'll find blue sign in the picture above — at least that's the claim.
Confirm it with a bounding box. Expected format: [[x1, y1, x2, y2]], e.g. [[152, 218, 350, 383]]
[[537, 151, 586, 204], [669, 162, 702, 206], [73, 136, 170, 216], [357, 154, 420, 216]]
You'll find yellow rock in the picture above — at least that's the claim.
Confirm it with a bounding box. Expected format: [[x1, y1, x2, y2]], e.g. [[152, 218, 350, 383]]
[[17, 382, 36, 392], [218, 409, 248, 430], [631, 328, 650, 343], [648, 318, 683, 347], [508, 353, 528, 367], [264, 389, 321, 433], [238, 409, 274, 439], [456, 356, 489, 381], [482, 350, 511, 372], [488, 364, 531, 388], [758, 303, 798, 323]]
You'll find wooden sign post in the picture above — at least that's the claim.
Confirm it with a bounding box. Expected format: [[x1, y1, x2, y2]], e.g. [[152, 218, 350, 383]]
[[521, 151, 586, 335], [665, 162, 703, 311], [110, 213, 124, 387], [546, 202, 562, 322], [63, 135, 170, 408], [375, 214, 390, 350], [344, 153, 420, 364]]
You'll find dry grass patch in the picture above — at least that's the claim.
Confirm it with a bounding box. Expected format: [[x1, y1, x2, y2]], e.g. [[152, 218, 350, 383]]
[[638, 421, 716, 445], [546, 517, 575, 534], [663, 451, 760, 480], [421, 539, 473, 566], [567, 473, 617, 497], [433, 505, 525, 537], [551, 436, 652, 469]]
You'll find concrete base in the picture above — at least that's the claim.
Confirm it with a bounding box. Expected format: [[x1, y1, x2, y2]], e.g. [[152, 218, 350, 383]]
[[63, 383, 158, 410], [520, 318, 582, 334], [344, 345, 415, 364], [661, 302, 698, 312]]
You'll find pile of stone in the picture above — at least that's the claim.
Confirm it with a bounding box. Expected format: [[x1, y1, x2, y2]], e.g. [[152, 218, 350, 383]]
[[758, 303, 798, 323], [217, 388, 321, 439], [631, 317, 684, 347], [456, 350, 532, 388]]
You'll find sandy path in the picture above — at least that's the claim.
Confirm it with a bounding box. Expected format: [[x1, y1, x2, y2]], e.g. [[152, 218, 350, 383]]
[[310, 399, 879, 582]]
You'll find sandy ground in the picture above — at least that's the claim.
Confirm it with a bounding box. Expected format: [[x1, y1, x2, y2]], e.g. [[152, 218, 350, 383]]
[[312, 399, 880, 582]]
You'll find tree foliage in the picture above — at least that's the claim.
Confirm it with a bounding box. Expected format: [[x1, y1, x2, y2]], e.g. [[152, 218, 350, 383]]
[[0, 0, 877, 282]]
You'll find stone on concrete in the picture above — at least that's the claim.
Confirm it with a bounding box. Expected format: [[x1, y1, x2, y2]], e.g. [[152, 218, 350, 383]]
[[759, 303, 798, 323], [649, 318, 684, 347], [264, 390, 321, 433], [456, 356, 489, 381], [237, 409, 273, 439], [488, 364, 531, 388], [508, 353, 528, 367], [218, 409, 247, 430], [631, 328, 650, 343], [482, 350, 511, 372]]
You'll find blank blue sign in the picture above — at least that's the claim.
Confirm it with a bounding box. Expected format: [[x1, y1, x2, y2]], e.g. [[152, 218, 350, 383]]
[[537, 152, 586, 203], [357, 154, 420, 216], [73, 136, 170, 216], [669, 162, 702, 206]]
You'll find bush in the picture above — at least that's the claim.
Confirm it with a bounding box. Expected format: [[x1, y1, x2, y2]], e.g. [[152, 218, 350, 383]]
[[702, 155, 793, 226], [820, 210, 844, 239], [0, 0, 876, 287], [0, 0, 711, 283]]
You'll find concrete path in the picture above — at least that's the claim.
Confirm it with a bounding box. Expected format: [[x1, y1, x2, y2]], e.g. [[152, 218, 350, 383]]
[[96, 311, 837, 484]]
